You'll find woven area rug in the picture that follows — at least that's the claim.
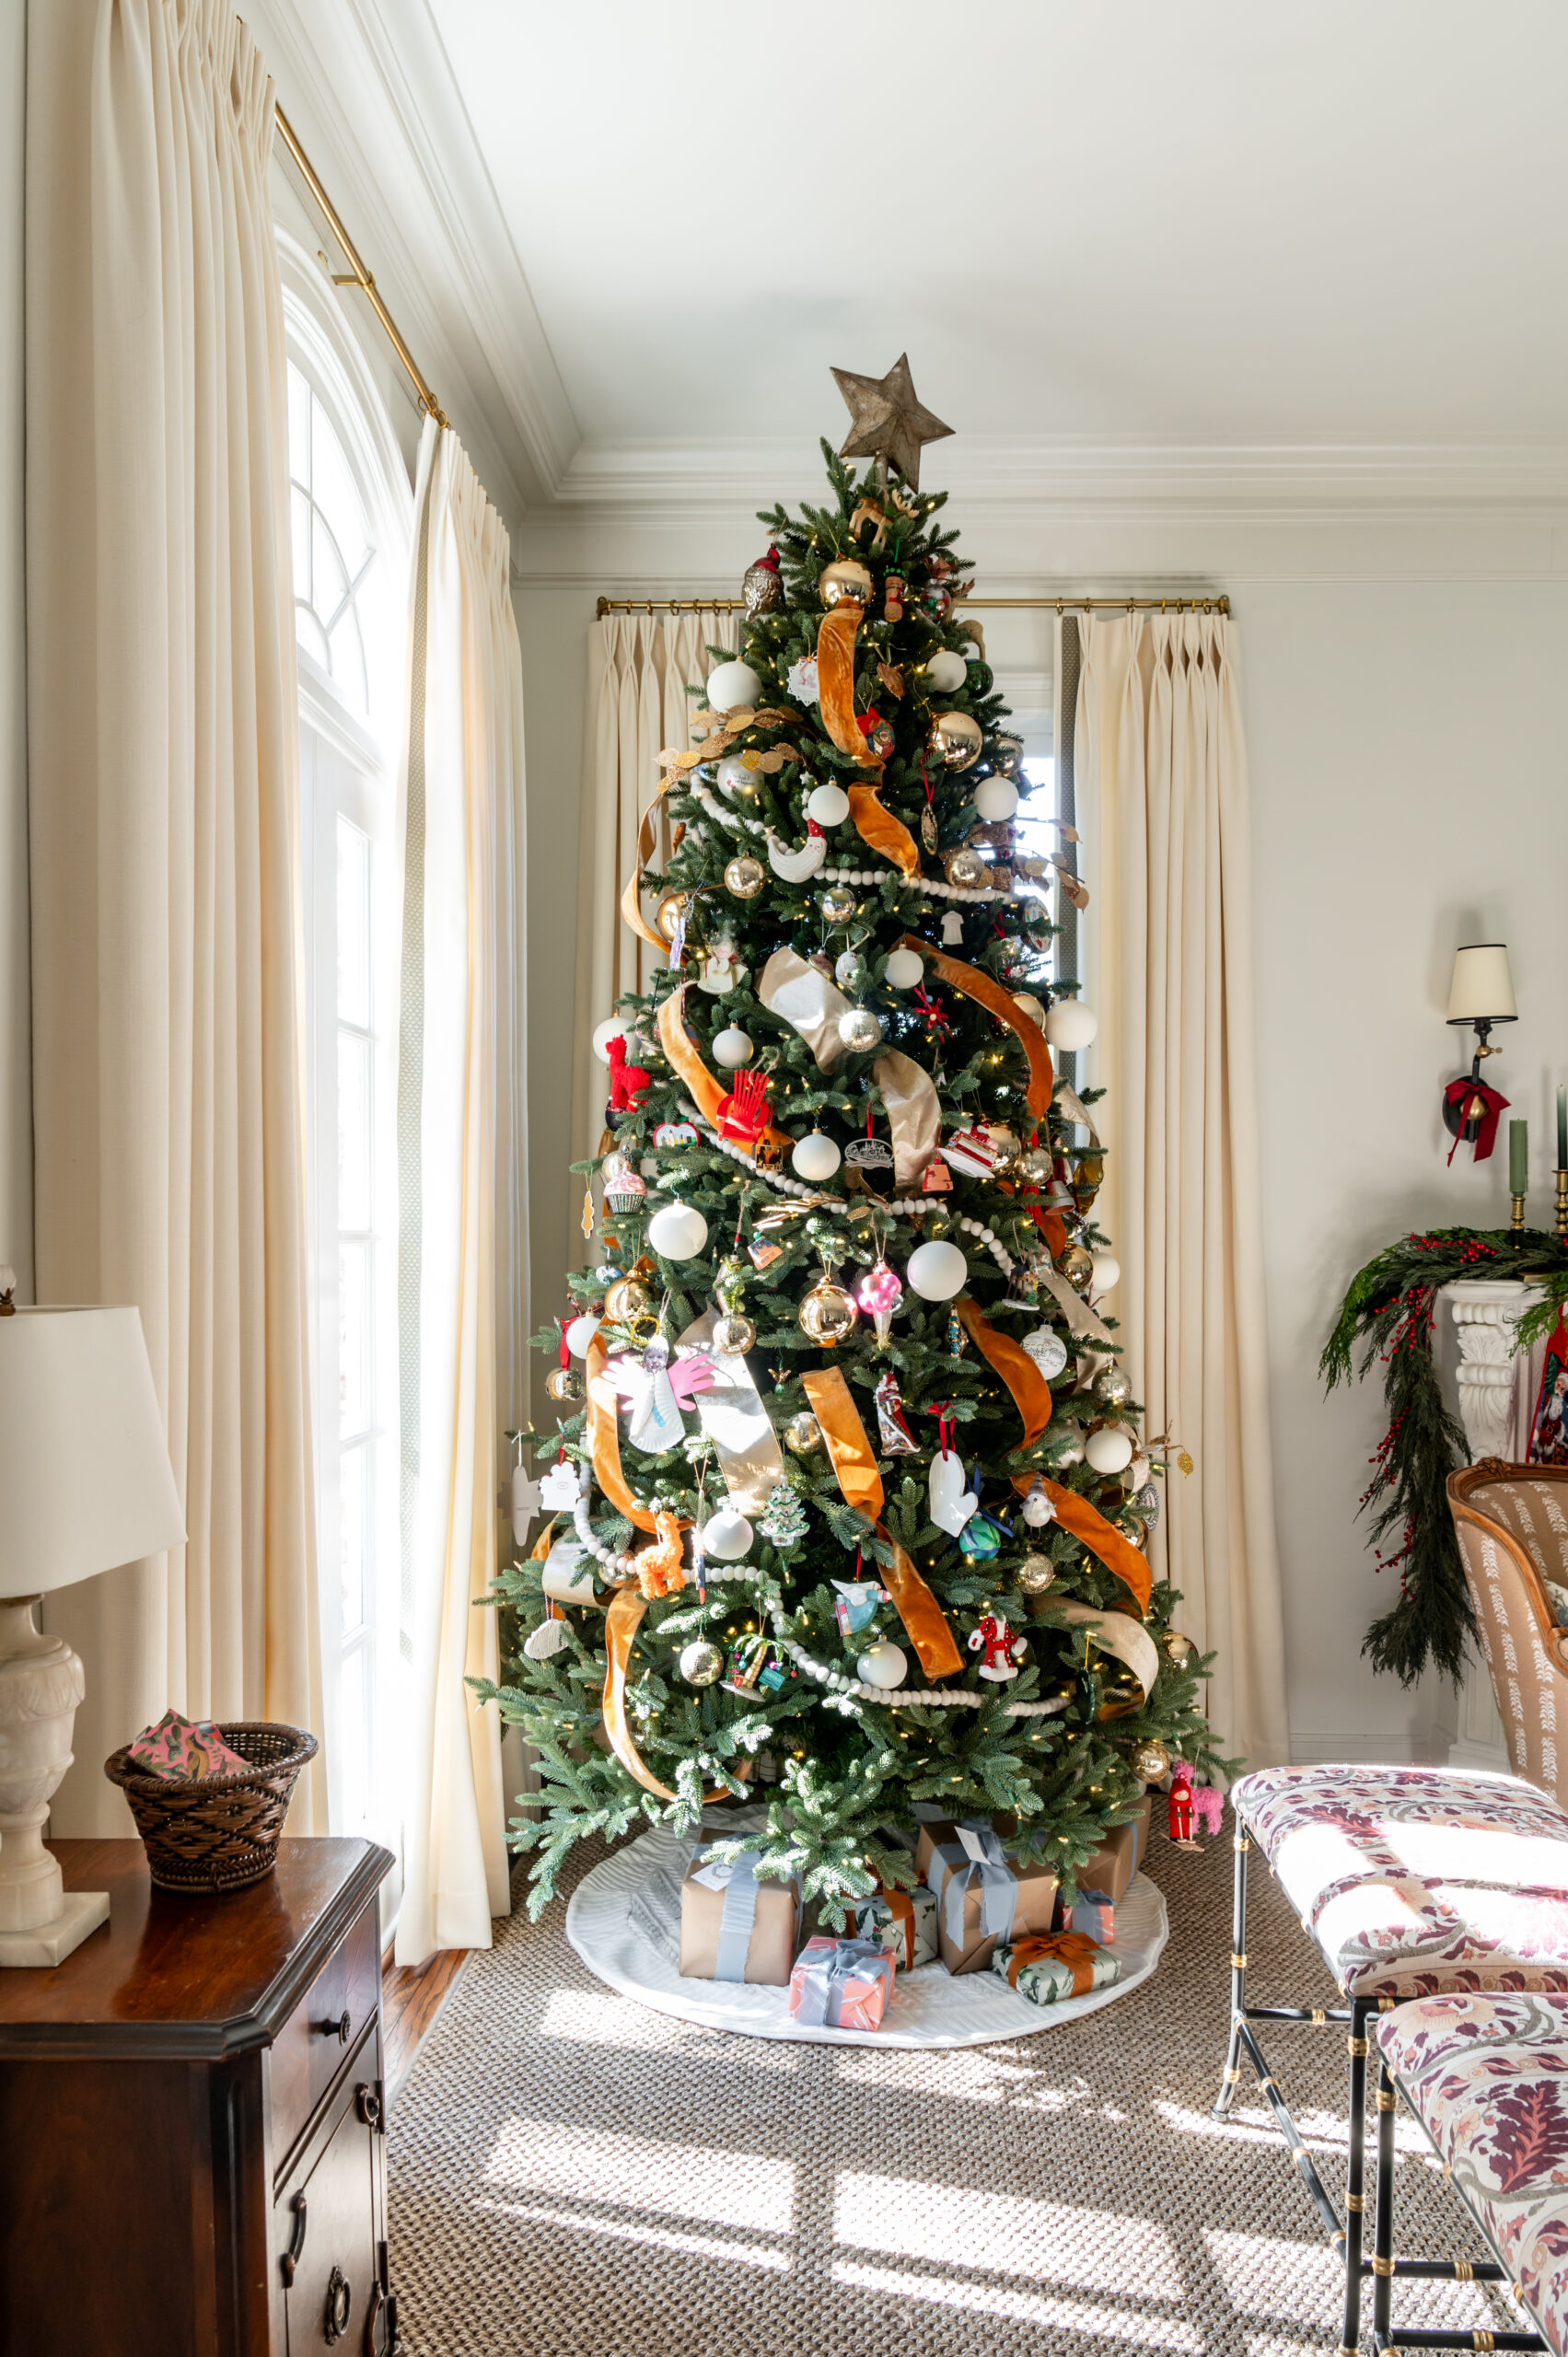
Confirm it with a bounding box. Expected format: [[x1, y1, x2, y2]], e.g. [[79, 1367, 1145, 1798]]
[[388, 1825, 1516, 2357]]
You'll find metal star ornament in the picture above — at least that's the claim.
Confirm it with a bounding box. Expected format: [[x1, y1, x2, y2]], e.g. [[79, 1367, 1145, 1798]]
[[830, 354, 953, 493]]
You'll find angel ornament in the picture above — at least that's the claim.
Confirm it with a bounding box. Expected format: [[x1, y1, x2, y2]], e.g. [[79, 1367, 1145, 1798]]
[[608, 1334, 717, 1452]]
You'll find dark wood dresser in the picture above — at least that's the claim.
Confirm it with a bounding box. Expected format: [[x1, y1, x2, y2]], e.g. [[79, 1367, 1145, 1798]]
[[0, 1836, 399, 2357]]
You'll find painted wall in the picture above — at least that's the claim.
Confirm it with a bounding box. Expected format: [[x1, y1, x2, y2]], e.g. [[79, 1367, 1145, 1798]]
[[0, 0, 29, 1300], [512, 494, 1568, 1765]]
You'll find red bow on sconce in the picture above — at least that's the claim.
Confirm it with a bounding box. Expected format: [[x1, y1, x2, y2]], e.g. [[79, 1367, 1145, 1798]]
[[1444, 1075, 1510, 1164]]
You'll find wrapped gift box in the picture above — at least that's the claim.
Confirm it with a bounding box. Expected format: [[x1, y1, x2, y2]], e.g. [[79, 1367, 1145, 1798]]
[[679, 1848, 799, 1986], [1061, 1891, 1116, 1946], [127, 1710, 250, 1781], [788, 1936, 895, 2029], [993, 1933, 1122, 2007], [915, 1818, 1059, 1976], [1076, 1796, 1152, 1905], [852, 1882, 938, 1971]]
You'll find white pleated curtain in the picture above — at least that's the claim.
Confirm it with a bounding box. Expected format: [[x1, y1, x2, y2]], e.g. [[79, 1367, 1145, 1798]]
[[394, 418, 527, 1967], [27, 0, 324, 1829], [1072, 611, 1288, 1771], [572, 612, 733, 1173]]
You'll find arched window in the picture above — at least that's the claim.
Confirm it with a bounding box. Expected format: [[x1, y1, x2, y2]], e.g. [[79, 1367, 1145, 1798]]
[[277, 232, 413, 1887]]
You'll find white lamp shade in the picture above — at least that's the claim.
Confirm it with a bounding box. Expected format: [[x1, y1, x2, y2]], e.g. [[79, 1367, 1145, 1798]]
[[1447, 943, 1516, 1024], [0, 1308, 184, 1595]]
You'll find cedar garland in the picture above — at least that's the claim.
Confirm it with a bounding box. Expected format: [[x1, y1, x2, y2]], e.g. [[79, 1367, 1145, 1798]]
[[1321, 1225, 1568, 1685]]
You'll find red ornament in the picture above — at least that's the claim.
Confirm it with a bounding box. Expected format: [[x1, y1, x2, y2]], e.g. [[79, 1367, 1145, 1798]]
[[857, 708, 896, 762], [714, 1068, 772, 1143], [1167, 1768, 1194, 1843], [607, 1032, 651, 1112]]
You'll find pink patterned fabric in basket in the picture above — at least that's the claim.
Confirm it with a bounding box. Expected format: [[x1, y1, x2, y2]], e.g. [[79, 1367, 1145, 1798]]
[[1380, 1991, 1568, 2356], [1232, 1764, 1568, 1999], [127, 1710, 250, 1782]]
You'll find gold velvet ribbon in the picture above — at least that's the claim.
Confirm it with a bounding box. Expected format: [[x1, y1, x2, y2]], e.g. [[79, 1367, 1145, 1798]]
[[1005, 1930, 1103, 1996], [657, 984, 793, 1155], [847, 783, 921, 880], [817, 601, 872, 762], [954, 1297, 1052, 1448], [601, 1587, 749, 1802], [899, 935, 1055, 1124], [621, 781, 674, 955], [801, 1366, 964, 1679], [587, 1330, 662, 1535]]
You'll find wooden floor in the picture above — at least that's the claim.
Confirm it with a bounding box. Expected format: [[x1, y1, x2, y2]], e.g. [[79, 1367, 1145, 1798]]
[[383, 1946, 470, 2103]]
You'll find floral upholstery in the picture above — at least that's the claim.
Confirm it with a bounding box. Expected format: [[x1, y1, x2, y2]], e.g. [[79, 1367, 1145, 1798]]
[[1232, 1764, 1568, 1999], [1379, 1991, 1568, 2356]]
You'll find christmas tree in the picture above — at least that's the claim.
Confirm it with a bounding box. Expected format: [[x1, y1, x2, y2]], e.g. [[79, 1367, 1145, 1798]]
[[480, 358, 1227, 1922]]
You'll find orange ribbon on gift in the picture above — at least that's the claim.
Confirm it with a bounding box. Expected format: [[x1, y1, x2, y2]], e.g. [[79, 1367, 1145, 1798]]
[[800, 1366, 964, 1679], [1005, 1930, 1104, 1997], [876, 1876, 918, 1973], [899, 935, 1055, 1122]]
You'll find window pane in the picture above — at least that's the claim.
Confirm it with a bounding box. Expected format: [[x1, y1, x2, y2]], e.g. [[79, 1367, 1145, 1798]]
[[339, 1238, 370, 1439], [336, 817, 370, 1028], [287, 361, 309, 489], [295, 602, 329, 670], [337, 1643, 369, 1834], [340, 1442, 368, 1638], [1016, 757, 1056, 858], [310, 393, 372, 578], [290, 484, 312, 608], [312, 512, 350, 638], [338, 1032, 372, 1234], [328, 607, 370, 718]]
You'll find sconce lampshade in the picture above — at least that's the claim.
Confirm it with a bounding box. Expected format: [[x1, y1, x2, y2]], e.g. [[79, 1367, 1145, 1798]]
[[1446, 943, 1516, 1027]]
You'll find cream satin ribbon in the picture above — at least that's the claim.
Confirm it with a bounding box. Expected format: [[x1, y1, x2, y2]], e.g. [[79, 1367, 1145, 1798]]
[[1056, 1601, 1160, 1702], [870, 1050, 941, 1185], [759, 948, 848, 1072], [676, 1309, 784, 1513], [1034, 1266, 1116, 1348], [1053, 1080, 1101, 1144]]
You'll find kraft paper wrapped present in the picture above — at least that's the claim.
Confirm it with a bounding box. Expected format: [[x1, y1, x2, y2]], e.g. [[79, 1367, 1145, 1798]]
[[127, 1710, 250, 1782], [788, 1935, 895, 2029], [993, 1931, 1122, 2007], [679, 1848, 799, 1986], [915, 1818, 1059, 1976], [852, 1881, 938, 1972], [1076, 1796, 1151, 1906]]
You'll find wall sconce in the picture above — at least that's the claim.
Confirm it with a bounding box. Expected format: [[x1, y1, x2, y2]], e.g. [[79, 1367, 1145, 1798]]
[[1443, 942, 1516, 1160]]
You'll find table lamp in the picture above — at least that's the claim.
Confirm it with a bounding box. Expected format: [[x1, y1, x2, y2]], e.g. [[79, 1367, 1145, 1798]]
[[0, 1302, 185, 1965]]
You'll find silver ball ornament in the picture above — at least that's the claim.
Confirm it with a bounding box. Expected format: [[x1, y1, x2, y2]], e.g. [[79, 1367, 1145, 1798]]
[[724, 854, 767, 900], [1017, 1553, 1056, 1595], [679, 1640, 725, 1688], [784, 1411, 824, 1456], [820, 884, 858, 925], [712, 1311, 757, 1355], [837, 1006, 884, 1053], [1094, 1365, 1132, 1407], [798, 1282, 859, 1345]]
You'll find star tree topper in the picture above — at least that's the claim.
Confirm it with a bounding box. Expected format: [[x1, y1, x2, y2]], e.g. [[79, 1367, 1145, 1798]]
[[830, 353, 953, 492]]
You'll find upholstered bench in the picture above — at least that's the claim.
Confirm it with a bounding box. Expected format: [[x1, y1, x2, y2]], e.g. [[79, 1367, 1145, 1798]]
[[1379, 1991, 1568, 2355], [1215, 1763, 1568, 2354]]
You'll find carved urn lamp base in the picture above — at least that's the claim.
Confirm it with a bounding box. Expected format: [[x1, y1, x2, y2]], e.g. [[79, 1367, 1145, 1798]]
[[0, 1594, 108, 1966]]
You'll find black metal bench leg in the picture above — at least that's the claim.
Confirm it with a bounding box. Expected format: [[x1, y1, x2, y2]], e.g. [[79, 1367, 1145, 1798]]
[[1213, 1826, 1250, 2118], [1342, 1997, 1373, 2355], [1372, 2052, 1397, 2352]]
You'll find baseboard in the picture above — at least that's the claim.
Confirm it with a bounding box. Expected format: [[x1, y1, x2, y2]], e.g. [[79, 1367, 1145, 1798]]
[[1288, 1728, 1453, 1767]]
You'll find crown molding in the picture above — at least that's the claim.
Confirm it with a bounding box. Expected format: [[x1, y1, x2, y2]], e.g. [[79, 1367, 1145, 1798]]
[[245, 0, 578, 528]]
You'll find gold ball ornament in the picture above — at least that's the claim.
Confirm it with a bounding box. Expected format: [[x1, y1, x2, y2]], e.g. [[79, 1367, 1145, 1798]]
[[544, 1365, 586, 1404], [603, 1275, 655, 1323], [724, 854, 767, 900], [784, 1411, 825, 1456], [993, 734, 1024, 777], [927, 710, 984, 772], [1130, 1739, 1171, 1783], [712, 1311, 758, 1355], [1059, 1244, 1097, 1294], [1164, 1631, 1196, 1669], [837, 1006, 884, 1054], [600, 1149, 633, 1184], [656, 893, 686, 945], [819, 556, 875, 608], [1094, 1365, 1132, 1407], [1017, 1552, 1056, 1595], [678, 1640, 725, 1687], [944, 844, 987, 888], [819, 883, 859, 925], [798, 1282, 859, 1346]]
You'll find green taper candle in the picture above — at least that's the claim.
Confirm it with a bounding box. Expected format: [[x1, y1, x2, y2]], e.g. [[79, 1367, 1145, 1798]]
[[1511, 1118, 1528, 1196]]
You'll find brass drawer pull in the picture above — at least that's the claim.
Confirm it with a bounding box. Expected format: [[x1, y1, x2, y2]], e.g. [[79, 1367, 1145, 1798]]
[[355, 2082, 383, 2130], [323, 2263, 352, 2343], [319, 2008, 352, 2046], [280, 2190, 308, 2287]]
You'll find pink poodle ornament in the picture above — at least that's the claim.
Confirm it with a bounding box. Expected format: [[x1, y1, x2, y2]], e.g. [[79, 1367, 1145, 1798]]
[[1172, 1759, 1225, 1839], [856, 1260, 903, 1343], [968, 1606, 1028, 1683]]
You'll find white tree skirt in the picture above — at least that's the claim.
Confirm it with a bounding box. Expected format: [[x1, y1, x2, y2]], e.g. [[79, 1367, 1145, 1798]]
[[565, 1827, 1169, 2049]]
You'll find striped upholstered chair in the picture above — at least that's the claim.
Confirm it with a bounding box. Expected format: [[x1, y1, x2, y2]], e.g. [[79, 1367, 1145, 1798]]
[[1446, 1458, 1568, 1806]]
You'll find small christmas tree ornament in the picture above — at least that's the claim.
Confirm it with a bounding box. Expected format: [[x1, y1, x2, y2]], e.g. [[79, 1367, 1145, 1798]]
[[1131, 1739, 1171, 1784], [788, 655, 820, 703], [564, 1313, 601, 1358], [838, 1006, 884, 1053], [1164, 1630, 1195, 1668], [874, 1369, 919, 1454], [819, 556, 874, 607], [928, 1437, 978, 1536], [1094, 1365, 1132, 1407], [923, 647, 967, 692], [603, 1167, 647, 1215], [833, 946, 865, 991], [742, 545, 783, 615], [1059, 1243, 1096, 1293], [715, 752, 761, 801], [798, 1279, 858, 1345], [759, 1482, 809, 1547], [807, 780, 850, 826], [791, 1132, 842, 1182], [724, 854, 767, 900], [856, 1260, 903, 1342], [723, 1633, 772, 1694], [993, 735, 1024, 776], [857, 709, 896, 762], [959, 1512, 1006, 1563], [885, 945, 924, 990], [679, 1640, 725, 1687], [655, 892, 687, 946], [1167, 1764, 1198, 1846], [1023, 1327, 1069, 1379], [784, 1411, 823, 1456], [648, 1202, 708, 1260], [944, 843, 987, 887], [940, 909, 965, 945], [544, 1364, 585, 1404], [856, 1640, 907, 1690], [974, 774, 1020, 822], [1086, 1425, 1135, 1476], [969, 1606, 1028, 1681], [820, 883, 859, 924], [1014, 993, 1048, 1028], [603, 1274, 654, 1322], [705, 657, 761, 712], [928, 710, 983, 771], [524, 1608, 570, 1663], [712, 1312, 757, 1355], [1017, 1551, 1055, 1594]]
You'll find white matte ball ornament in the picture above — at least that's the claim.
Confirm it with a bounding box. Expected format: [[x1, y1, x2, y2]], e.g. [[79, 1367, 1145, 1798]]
[[705, 658, 761, 713], [807, 782, 851, 827], [974, 776, 1020, 822], [591, 1016, 628, 1063], [1044, 998, 1099, 1052], [923, 648, 968, 693], [1090, 1251, 1121, 1293], [856, 1641, 908, 1690], [713, 1026, 755, 1069], [648, 1202, 708, 1260], [564, 1315, 601, 1358], [907, 1239, 969, 1300], [1085, 1425, 1135, 1476], [1012, 993, 1047, 1026], [885, 946, 924, 991], [792, 1132, 842, 1182], [701, 1507, 754, 1561]]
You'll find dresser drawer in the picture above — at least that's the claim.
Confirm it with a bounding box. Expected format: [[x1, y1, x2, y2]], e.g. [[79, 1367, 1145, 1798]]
[[270, 1897, 380, 2177], [274, 2058, 391, 2356]]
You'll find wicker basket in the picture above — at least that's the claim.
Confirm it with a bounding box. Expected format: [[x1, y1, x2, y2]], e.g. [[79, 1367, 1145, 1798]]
[[104, 1722, 319, 1894]]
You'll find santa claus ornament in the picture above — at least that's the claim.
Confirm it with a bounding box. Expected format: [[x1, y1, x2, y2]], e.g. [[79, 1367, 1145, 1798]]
[[968, 1606, 1028, 1682]]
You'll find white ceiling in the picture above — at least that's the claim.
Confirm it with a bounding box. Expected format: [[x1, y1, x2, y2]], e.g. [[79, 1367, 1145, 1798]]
[[427, 0, 1568, 462]]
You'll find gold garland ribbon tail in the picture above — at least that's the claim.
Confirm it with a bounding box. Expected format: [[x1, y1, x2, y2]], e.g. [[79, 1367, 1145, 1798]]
[[847, 783, 921, 880], [621, 779, 673, 955], [953, 1297, 1052, 1448], [602, 1587, 749, 1802], [900, 934, 1055, 1124], [657, 983, 793, 1155], [587, 1330, 659, 1533], [801, 1367, 964, 1679], [817, 601, 923, 877]]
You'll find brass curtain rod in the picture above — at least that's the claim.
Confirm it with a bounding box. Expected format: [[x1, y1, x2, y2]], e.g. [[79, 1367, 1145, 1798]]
[[273, 105, 449, 431], [595, 592, 1230, 619]]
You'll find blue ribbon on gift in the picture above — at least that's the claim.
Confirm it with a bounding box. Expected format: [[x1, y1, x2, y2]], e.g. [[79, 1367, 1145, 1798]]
[[703, 1849, 799, 1982], [794, 1936, 889, 2027], [930, 1819, 1018, 1954]]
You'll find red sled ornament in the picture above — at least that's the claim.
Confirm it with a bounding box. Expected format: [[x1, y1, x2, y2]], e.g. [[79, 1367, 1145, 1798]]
[[1530, 1311, 1568, 1466], [714, 1068, 772, 1143]]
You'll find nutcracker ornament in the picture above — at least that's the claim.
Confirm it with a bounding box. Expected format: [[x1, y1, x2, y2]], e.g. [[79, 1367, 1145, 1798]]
[[968, 1606, 1028, 1682]]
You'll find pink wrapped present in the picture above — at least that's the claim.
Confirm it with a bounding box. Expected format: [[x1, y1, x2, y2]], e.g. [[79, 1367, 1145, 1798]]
[[1063, 1891, 1116, 1946], [788, 1935, 895, 2030], [127, 1710, 250, 1782]]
